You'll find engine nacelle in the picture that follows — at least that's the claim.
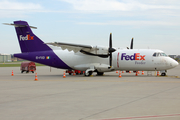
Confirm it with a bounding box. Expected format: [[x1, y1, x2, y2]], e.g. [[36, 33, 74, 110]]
[[95, 64, 114, 72], [94, 45, 109, 55]]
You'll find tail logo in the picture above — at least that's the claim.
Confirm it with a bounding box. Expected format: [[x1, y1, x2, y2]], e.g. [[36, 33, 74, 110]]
[[20, 35, 34, 41]]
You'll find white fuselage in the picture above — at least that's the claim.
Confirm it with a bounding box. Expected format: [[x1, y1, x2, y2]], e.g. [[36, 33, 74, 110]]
[[53, 48, 178, 72]]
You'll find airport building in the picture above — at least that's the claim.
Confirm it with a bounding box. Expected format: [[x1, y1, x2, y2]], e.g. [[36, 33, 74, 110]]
[[169, 55, 177, 59], [0, 54, 11, 62]]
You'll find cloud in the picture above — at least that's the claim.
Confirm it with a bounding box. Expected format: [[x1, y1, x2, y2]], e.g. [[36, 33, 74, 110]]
[[61, 0, 178, 11], [0, 0, 42, 10], [59, 0, 180, 27], [0, 0, 43, 18], [77, 20, 180, 27]]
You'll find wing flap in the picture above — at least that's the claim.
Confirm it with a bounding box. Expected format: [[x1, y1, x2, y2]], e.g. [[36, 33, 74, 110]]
[[46, 42, 110, 56], [46, 42, 93, 53]]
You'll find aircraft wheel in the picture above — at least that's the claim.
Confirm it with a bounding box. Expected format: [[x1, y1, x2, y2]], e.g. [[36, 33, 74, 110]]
[[21, 70, 24, 73], [161, 73, 166, 76], [84, 71, 93, 76], [97, 72, 104, 76], [69, 73, 72, 75], [26, 71, 29, 73]]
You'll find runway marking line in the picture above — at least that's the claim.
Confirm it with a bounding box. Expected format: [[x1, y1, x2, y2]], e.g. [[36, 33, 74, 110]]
[[99, 113, 180, 120], [158, 75, 180, 78], [1, 79, 180, 83]]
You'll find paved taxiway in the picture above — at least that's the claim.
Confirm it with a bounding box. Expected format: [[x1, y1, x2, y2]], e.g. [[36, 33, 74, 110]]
[[0, 66, 180, 120]]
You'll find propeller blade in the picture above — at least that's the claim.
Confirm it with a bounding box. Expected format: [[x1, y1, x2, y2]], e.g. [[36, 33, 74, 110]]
[[130, 38, 133, 49], [109, 33, 112, 48], [109, 33, 112, 68], [108, 33, 115, 68], [109, 53, 112, 67], [108, 33, 116, 53]]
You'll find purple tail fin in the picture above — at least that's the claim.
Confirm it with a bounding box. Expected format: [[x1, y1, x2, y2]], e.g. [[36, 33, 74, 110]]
[[14, 21, 51, 53]]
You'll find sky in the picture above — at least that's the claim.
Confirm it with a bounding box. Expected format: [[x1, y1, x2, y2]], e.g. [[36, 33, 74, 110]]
[[0, 0, 180, 55]]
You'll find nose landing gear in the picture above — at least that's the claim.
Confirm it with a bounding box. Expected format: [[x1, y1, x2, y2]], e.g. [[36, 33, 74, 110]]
[[160, 70, 167, 76]]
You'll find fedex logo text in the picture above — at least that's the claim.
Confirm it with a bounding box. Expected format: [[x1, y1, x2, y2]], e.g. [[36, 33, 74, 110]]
[[20, 35, 34, 41], [121, 53, 145, 61]]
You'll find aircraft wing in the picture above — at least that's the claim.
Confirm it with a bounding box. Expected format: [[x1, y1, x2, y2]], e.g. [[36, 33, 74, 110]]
[[46, 42, 93, 53], [46, 42, 109, 57]]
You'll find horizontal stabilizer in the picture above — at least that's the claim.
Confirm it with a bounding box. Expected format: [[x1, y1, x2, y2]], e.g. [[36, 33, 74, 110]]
[[3, 23, 37, 29]]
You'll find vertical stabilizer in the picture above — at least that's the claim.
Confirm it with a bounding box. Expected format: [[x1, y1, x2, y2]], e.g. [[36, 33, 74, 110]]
[[14, 21, 51, 53]]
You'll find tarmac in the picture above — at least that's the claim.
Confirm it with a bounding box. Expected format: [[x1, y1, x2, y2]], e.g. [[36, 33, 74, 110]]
[[0, 66, 180, 120]]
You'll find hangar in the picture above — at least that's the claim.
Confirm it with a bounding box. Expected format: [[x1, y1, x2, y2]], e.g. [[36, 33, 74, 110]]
[[0, 54, 11, 62]]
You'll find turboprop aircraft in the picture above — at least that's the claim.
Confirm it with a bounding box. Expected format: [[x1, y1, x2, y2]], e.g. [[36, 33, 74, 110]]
[[4, 21, 179, 76]]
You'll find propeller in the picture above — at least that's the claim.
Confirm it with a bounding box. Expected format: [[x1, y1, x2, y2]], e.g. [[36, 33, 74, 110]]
[[130, 38, 133, 49], [108, 33, 116, 68]]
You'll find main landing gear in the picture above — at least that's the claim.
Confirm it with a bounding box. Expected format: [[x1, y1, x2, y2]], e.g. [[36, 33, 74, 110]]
[[84, 71, 93, 76], [96, 71, 104, 76], [84, 70, 104, 76]]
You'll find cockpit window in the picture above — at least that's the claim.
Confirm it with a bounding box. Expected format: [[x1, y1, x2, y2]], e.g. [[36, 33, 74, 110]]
[[153, 53, 156, 57], [157, 53, 160, 56], [153, 52, 167, 57], [160, 53, 167, 56]]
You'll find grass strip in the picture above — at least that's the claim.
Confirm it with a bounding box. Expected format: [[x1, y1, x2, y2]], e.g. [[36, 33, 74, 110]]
[[0, 63, 45, 67]]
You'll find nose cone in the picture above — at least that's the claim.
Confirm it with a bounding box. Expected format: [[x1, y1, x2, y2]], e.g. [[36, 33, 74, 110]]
[[171, 60, 179, 67]]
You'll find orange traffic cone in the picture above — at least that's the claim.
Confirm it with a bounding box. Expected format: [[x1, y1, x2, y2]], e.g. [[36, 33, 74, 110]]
[[135, 71, 138, 76], [73, 71, 76, 75], [34, 73, 38, 81], [129, 71, 131, 73], [119, 71, 122, 78], [157, 71, 160, 76], [63, 71, 66, 78], [138, 71, 140, 74], [142, 71, 144, 75], [116, 70, 118, 73], [122, 71, 124, 73], [11, 70, 14, 76]]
